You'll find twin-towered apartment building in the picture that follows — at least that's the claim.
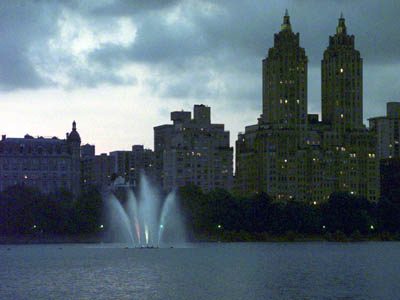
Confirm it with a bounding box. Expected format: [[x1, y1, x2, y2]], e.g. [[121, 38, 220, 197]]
[[236, 12, 378, 202], [1, 13, 399, 202]]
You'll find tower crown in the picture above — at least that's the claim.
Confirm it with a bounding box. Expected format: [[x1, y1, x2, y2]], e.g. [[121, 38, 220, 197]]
[[336, 13, 347, 35], [328, 13, 354, 49], [281, 9, 292, 31]]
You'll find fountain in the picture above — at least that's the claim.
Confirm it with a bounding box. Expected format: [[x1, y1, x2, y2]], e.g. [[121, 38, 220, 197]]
[[103, 175, 186, 248]]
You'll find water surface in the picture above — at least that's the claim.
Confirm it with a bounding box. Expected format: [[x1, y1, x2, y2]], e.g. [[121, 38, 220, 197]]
[[1, 242, 399, 299]]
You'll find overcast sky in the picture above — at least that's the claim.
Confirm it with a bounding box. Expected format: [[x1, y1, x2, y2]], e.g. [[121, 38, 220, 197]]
[[1, 0, 399, 154]]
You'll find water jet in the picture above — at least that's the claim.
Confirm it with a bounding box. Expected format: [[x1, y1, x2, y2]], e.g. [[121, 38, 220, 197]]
[[103, 175, 186, 248]]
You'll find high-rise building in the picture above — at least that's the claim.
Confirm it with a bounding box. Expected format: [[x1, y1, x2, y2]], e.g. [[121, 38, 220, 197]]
[[369, 102, 400, 159], [261, 10, 308, 128], [235, 13, 379, 202], [369, 102, 400, 202], [109, 145, 154, 187], [236, 12, 313, 200], [0, 122, 81, 195], [154, 104, 233, 192], [130, 145, 154, 184], [321, 14, 363, 131]]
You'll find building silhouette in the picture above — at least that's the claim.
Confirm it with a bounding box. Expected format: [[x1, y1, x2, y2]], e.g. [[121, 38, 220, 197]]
[[369, 102, 400, 203], [154, 104, 233, 192], [261, 9, 308, 128], [369, 102, 400, 159], [235, 13, 379, 202], [322, 13, 363, 131], [0, 122, 81, 195], [81, 144, 115, 191], [109, 145, 154, 187], [81, 144, 95, 158]]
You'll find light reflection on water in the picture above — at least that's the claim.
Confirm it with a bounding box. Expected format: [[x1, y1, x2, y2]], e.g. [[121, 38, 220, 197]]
[[0, 242, 399, 300]]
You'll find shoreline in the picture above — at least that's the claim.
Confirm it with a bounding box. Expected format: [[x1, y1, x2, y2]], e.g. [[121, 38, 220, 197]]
[[1, 231, 399, 245], [0, 234, 102, 245]]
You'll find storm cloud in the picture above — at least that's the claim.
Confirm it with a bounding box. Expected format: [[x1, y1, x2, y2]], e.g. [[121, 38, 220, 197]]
[[0, 0, 399, 119]]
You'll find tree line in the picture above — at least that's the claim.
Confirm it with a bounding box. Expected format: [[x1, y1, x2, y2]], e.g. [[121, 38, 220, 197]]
[[0, 185, 102, 235], [178, 185, 400, 240], [0, 184, 399, 240]]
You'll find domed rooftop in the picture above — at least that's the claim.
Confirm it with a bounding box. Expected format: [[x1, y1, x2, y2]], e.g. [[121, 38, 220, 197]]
[[67, 121, 81, 143]]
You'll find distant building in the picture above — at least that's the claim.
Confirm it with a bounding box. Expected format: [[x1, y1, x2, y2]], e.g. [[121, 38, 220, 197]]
[[109, 150, 130, 182], [235, 13, 379, 202], [130, 145, 154, 184], [81, 144, 115, 191], [154, 104, 233, 192], [260, 10, 308, 127], [0, 122, 81, 195], [321, 13, 363, 131], [81, 144, 95, 158], [380, 158, 400, 202], [369, 102, 400, 159], [109, 145, 154, 187]]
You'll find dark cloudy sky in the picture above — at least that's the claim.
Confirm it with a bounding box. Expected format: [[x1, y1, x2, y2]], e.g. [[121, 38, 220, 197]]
[[1, 0, 399, 153]]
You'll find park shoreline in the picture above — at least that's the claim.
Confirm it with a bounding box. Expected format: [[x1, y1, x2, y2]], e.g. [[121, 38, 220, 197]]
[[1, 231, 399, 245]]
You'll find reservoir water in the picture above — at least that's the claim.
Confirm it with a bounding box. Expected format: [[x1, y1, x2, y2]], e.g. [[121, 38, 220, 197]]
[[1, 242, 399, 299]]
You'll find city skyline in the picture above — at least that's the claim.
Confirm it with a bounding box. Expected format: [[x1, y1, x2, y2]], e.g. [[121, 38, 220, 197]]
[[1, 1, 399, 154]]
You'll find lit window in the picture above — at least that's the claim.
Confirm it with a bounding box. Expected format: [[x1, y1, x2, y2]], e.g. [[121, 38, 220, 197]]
[[285, 99, 288, 104], [297, 99, 300, 104], [340, 114, 344, 119], [340, 68, 344, 73]]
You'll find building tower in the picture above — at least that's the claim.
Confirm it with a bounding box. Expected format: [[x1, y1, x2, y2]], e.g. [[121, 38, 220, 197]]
[[261, 10, 308, 127], [322, 13, 363, 130], [67, 121, 81, 195]]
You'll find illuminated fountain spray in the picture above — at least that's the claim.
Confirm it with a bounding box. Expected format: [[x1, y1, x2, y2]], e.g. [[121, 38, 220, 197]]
[[104, 175, 186, 247]]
